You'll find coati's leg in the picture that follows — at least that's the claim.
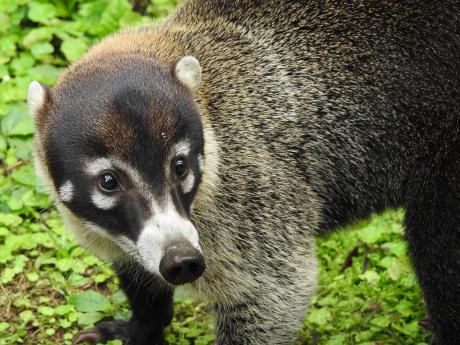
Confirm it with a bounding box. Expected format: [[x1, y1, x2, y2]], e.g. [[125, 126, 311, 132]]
[[213, 256, 318, 345], [74, 263, 173, 345], [405, 158, 460, 345]]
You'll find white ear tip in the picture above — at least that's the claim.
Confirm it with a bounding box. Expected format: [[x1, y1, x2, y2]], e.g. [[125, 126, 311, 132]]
[[27, 81, 45, 116], [175, 56, 202, 91]]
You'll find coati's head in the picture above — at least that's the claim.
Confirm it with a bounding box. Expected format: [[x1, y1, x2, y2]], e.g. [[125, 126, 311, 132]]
[[28, 53, 208, 285]]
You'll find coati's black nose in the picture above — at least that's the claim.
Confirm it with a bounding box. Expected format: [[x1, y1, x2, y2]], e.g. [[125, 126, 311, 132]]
[[159, 242, 206, 285]]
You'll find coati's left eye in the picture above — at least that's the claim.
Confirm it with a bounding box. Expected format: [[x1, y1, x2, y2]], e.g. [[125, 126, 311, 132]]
[[175, 158, 188, 177], [98, 171, 119, 192]]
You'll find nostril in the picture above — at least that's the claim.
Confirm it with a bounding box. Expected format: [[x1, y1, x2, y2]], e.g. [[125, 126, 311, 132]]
[[188, 261, 199, 273], [171, 265, 183, 278]]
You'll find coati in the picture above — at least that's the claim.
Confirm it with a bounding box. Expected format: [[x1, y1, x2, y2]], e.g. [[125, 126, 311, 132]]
[[28, 0, 459, 344]]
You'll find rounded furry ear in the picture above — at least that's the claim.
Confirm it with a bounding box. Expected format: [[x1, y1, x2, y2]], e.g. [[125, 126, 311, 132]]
[[174, 56, 202, 91], [27, 81, 48, 118]]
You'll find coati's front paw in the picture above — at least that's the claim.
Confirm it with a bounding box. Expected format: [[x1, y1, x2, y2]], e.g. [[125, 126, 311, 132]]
[[73, 318, 167, 345], [73, 319, 130, 344]]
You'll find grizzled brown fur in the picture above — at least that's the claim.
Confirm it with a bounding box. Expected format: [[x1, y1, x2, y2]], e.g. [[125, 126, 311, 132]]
[[32, 1, 459, 344]]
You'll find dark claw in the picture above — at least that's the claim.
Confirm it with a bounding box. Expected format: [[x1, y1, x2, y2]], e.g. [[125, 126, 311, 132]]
[[72, 319, 130, 345], [419, 316, 433, 332], [73, 328, 103, 344]]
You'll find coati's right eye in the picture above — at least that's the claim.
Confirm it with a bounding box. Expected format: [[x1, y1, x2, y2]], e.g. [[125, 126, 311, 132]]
[[98, 172, 119, 192], [174, 158, 188, 178]]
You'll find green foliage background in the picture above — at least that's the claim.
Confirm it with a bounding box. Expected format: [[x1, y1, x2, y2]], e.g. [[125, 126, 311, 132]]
[[0, 1, 429, 344]]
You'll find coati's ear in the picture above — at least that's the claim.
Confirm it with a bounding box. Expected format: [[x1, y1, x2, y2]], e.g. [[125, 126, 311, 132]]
[[27, 81, 50, 118], [174, 56, 202, 91]]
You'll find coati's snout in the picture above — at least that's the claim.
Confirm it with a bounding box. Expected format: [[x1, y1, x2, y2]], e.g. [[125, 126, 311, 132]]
[[28, 53, 208, 283], [160, 240, 206, 285]]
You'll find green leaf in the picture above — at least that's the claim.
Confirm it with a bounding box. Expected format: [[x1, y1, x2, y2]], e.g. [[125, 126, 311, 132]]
[[10, 53, 35, 76], [326, 335, 346, 345], [307, 308, 332, 326], [359, 270, 380, 285], [11, 165, 36, 187], [69, 291, 111, 313], [393, 320, 419, 336], [0, 213, 22, 227], [27, 2, 57, 24], [0, 322, 9, 333], [22, 27, 55, 48], [54, 305, 75, 316], [106, 340, 123, 345], [77, 311, 104, 326], [26, 272, 39, 282], [0, 36, 17, 65], [12, 255, 29, 274], [28, 64, 63, 85], [1, 102, 34, 136], [0, 227, 9, 237], [19, 310, 33, 323], [61, 38, 88, 61], [395, 300, 413, 317], [370, 315, 390, 328], [95, 0, 132, 36], [8, 187, 34, 210], [31, 42, 54, 60], [38, 306, 55, 316], [1, 267, 16, 283], [388, 258, 405, 281]]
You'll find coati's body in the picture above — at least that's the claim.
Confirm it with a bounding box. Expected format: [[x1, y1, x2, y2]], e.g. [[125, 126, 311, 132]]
[[30, 1, 460, 344]]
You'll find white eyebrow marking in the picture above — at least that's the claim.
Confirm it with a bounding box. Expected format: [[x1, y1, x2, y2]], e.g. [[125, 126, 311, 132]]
[[58, 181, 74, 202], [174, 140, 192, 157], [85, 157, 150, 198], [182, 171, 195, 194], [86, 158, 112, 176], [91, 191, 117, 210]]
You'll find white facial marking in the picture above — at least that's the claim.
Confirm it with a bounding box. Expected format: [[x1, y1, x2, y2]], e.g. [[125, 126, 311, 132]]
[[91, 190, 117, 210], [58, 181, 74, 202], [137, 200, 201, 275], [182, 171, 195, 194], [174, 140, 192, 157], [175, 56, 202, 91], [27, 81, 46, 117], [85, 157, 150, 202], [197, 154, 204, 172], [86, 158, 112, 176]]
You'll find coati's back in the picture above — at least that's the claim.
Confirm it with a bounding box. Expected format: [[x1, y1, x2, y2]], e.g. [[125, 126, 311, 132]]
[[167, 0, 460, 229]]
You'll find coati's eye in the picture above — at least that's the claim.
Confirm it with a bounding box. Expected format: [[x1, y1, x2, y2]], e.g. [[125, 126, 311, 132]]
[[175, 158, 188, 178], [98, 171, 119, 192]]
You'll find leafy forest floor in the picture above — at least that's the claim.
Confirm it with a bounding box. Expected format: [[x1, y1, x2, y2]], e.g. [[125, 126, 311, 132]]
[[0, 1, 430, 344]]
